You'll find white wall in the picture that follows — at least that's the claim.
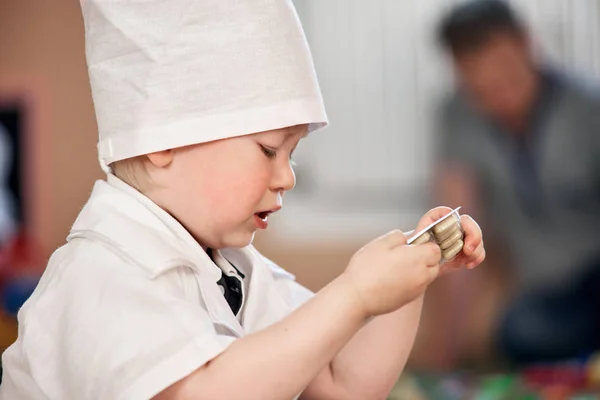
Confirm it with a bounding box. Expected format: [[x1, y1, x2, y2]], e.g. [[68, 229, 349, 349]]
[[273, 0, 600, 244]]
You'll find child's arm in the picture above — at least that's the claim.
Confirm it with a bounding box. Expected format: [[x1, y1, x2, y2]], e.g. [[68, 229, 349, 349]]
[[300, 295, 425, 400], [153, 231, 442, 400], [155, 275, 366, 400], [303, 211, 485, 399]]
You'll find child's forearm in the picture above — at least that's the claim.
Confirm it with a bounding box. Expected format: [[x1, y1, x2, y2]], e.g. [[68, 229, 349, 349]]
[[156, 274, 367, 400], [308, 295, 424, 399]]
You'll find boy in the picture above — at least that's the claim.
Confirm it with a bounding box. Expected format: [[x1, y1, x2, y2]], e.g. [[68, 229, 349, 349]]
[[0, 0, 485, 399]]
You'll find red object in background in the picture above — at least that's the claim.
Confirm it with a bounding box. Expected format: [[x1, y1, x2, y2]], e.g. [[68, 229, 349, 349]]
[[540, 384, 574, 400], [522, 363, 587, 393], [0, 228, 44, 283], [0, 228, 44, 317]]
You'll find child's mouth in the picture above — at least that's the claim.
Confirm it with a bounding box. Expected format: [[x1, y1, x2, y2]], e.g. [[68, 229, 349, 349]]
[[254, 212, 270, 229], [253, 206, 281, 229], [256, 211, 270, 221]]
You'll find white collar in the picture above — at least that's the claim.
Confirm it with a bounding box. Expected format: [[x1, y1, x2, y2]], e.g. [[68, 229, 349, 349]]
[[67, 174, 295, 336], [68, 174, 221, 282]]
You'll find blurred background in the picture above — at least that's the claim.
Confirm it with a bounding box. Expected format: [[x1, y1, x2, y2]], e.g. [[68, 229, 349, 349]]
[[1, 0, 600, 398]]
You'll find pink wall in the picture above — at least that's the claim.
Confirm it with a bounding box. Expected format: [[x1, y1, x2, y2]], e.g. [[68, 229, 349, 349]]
[[0, 0, 105, 257]]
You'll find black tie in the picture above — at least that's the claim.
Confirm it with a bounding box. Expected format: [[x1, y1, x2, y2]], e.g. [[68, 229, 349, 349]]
[[208, 249, 245, 316]]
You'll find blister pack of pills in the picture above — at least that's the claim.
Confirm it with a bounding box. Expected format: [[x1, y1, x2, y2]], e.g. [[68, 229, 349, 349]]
[[407, 207, 464, 263]]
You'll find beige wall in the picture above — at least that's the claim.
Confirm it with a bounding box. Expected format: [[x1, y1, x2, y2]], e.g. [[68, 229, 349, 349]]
[[0, 0, 351, 292]]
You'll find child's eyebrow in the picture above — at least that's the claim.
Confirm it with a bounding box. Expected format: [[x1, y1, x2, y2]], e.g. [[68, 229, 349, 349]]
[[284, 126, 308, 137]]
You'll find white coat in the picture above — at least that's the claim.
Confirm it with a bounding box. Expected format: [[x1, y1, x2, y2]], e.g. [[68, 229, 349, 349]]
[[0, 175, 313, 399]]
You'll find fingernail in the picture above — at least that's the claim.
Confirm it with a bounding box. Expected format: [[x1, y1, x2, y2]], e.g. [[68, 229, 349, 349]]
[[467, 246, 474, 253]]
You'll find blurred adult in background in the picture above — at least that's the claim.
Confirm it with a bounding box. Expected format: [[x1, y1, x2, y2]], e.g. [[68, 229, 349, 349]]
[[430, 0, 600, 366]]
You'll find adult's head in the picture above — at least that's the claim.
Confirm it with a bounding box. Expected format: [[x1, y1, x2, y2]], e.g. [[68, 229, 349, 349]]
[[438, 0, 540, 128]]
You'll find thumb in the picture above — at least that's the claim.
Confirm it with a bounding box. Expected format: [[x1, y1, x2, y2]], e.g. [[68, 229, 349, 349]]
[[375, 229, 407, 249], [424, 263, 441, 283], [404, 242, 442, 267]]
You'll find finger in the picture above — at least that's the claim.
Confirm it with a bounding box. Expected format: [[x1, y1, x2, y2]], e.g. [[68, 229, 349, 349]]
[[452, 240, 482, 266], [447, 255, 466, 268], [403, 242, 441, 267], [448, 240, 485, 269], [461, 242, 484, 268], [376, 229, 407, 249], [460, 215, 482, 254], [424, 263, 441, 284], [444, 247, 471, 268], [439, 264, 454, 276], [469, 241, 485, 261], [466, 247, 486, 269], [415, 206, 454, 231]]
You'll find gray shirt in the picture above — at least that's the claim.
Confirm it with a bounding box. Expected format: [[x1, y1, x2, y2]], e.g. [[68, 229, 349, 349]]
[[439, 70, 600, 291]]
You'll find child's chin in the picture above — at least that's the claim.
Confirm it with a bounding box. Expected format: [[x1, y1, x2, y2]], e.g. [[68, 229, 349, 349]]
[[224, 231, 255, 249]]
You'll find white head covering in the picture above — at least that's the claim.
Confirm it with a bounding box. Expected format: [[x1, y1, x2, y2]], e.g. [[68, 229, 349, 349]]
[[80, 0, 328, 173]]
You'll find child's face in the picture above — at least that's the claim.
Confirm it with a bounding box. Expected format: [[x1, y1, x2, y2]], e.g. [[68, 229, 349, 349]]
[[148, 124, 307, 249]]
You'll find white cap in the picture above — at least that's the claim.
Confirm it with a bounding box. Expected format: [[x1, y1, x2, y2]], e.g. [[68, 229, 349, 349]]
[[80, 0, 328, 173]]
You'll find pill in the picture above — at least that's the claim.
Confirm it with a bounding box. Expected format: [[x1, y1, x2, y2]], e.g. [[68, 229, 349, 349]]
[[434, 223, 461, 242], [440, 229, 463, 250], [442, 239, 464, 261], [411, 231, 432, 245], [432, 215, 460, 235]]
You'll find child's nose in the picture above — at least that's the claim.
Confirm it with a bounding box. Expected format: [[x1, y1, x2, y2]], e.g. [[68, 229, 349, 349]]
[[271, 160, 296, 192]]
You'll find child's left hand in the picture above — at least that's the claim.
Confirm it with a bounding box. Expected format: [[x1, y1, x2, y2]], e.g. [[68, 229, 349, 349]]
[[411, 206, 485, 272]]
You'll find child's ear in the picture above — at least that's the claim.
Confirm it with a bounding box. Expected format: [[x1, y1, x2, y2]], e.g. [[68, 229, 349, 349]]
[[146, 150, 173, 168]]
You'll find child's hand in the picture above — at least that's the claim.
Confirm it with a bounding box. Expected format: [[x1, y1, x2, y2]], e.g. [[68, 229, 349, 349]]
[[341, 230, 441, 318], [412, 206, 485, 272]]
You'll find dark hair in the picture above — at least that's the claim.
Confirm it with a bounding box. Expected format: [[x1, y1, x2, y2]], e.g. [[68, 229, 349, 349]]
[[437, 0, 524, 54]]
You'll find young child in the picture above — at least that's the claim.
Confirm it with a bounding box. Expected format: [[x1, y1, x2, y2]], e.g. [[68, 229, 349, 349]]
[[0, 1, 485, 399]]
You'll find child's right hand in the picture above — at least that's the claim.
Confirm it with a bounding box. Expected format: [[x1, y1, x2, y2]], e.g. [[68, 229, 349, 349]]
[[342, 230, 441, 318]]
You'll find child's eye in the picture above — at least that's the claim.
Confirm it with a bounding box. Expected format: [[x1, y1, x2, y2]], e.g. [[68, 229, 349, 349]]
[[260, 145, 277, 159]]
